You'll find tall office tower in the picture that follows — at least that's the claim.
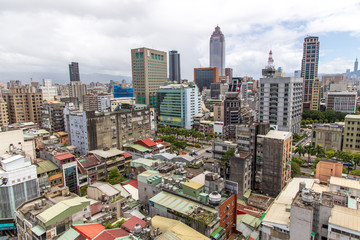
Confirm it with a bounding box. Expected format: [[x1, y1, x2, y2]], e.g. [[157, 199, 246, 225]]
[[69, 62, 80, 82], [301, 36, 319, 110], [354, 58, 358, 72], [131, 48, 167, 108], [3, 88, 43, 125], [194, 67, 219, 92], [259, 51, 303, 133], [210, 26, 225, 76], [157, 83, 199, 130], [40, 79, 57, 101], [223, 92, 241, 140], [169, 50, 181, 83]]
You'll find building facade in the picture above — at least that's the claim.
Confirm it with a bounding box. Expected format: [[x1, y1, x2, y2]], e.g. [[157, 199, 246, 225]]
[[42, 101, 65, 133], [131, 47, 167, 108], [310, 77, 321, 111], [157, 83, 199, 129], [259, 77, 303, 133], [68, 81, 87, 103], [0, 98, 9, 127], [326, 91, 357, 113], [194, 67, 219, 92], [343, 115, 360, 152], [69, 62, 80, 82], [169, 50, 181, 83], [210, 26, 225, 76], [40, 79, 57, 101], [301, 36, 320, 110], [312, 123, 344, 151], [223, 92, 241, 140], [3, 88, 43, 125]]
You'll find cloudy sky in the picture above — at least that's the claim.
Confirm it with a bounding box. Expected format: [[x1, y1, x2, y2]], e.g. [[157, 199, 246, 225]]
[[0, 0, 359, 84]]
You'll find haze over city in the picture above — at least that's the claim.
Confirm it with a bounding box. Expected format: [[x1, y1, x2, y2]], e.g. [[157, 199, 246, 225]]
[[0, 0, 359, 83]]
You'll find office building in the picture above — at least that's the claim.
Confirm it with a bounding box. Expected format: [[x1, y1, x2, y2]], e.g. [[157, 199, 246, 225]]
[[310, 77, 321, 111], [210, 25, 225, 76], [259, 76, 303, 133], [69, 62, 80, 82], [131, 47, 167, 108], [312, 123, 344, 151], [157, 83, 199, 129], [223, 92, 241, 140], [194, 67, 219, 92], [343, 115, 360, 152], [0, 155, 39, 219], [65, 103, 151, 155], [225, 68, 233, 82], [355, 58, 358, 72], [68, 81, 87, 103], [0, 98, 9, 127], [169, 50, 181, 83], [42, 101, 66, 133], [301, 36, 320, 110], [113, 85, 133, 98], [3, 88, 43, 125], [326, 91, 357, 113], [256, 130, 292, 196], [40, 79, 57, 101]]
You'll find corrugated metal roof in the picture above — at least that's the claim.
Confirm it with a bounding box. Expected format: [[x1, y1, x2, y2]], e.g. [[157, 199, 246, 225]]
[[57, 227, 80, 240], [330, 176, 360, 190], [90, 182, 119, 197], [36, 160, 59, 174], [329, 205, 360, 232], [90, 148, 124, 158], [124, 144, 150, 152], [183, 180, 204, 190]]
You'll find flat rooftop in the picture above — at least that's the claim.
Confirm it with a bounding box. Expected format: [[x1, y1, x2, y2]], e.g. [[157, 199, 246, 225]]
[[329, 205, 360, 232], [330, 176, 360, 190], [262, 130, 292, 140]]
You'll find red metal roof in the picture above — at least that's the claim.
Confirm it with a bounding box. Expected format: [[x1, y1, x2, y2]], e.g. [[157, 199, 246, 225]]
[[121, 179, 138, 189], [93, 229, 129, 240], [121, 152, 132, 159], [135, 138, 156, 148], [121, 216, 146, 232], [73, 224, 105, 239], [54, 152, 75, 160]]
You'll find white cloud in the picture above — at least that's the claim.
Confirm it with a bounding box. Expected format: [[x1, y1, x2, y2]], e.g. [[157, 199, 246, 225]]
[[0, 0, 359, 82]]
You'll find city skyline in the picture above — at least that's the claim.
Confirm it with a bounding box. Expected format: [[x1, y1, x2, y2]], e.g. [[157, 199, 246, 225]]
[[0, 0, 359, 84]]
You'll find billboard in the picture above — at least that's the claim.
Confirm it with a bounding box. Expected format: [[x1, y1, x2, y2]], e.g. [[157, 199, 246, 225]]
[[150, 108, 156, 131]]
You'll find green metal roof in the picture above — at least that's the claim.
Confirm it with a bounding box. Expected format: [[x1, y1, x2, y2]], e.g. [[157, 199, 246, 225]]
[[237, 214, 261, 228], [211, 226, 224, 239], [243, 189, 251, 199], [113, 184, 131, 198], [124, 144, 150, 152], [57, 227, 80, 240], [31, 225, 45, 236], [36, 160, 59, 175]]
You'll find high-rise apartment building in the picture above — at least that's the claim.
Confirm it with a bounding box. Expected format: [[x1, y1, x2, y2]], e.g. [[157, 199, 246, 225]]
[[42, 101, 65, 133], [343, 115, 360, 152], [223, 92, 241, 140], [210, 26, 225, 76], [3, 88, 43, 125], [301, 36, 319, 110], [69, 62, 80, 82], [68, 81, 87, 103], [259, 52, 303, 133], [224, 68, 233, 82], [310, 77, 321, 111], [169, 50, 181, 83], [131, 47, 167, 108], [0, 98, 9, 127], [194, 67, 219, 92], [40, 79, 57, 101], [157, 83, 199, 129]]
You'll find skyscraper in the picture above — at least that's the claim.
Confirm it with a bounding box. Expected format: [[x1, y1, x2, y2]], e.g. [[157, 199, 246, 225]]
[[69, 62, 80, 82], [354, 58, 358, 72], [169, 50, 181, 83], [301, 36, 319, 110], [210, 26, 225, 76], [131, 47, 167, 108]]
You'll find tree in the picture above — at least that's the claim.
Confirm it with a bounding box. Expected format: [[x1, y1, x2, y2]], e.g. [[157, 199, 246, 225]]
[[221, 147, 235, 165], [349, 170, 360, 176], [336, 151, 353, 173], [291, 161, 301, 177], [294, 145, 306, 157], [304, 144, 315, 164], [325, 150, 336, 159], [108, 167, 127, 185], [314, 145, 325, 158], [80, 185, 88, 196], [352, 152, 360, 169]]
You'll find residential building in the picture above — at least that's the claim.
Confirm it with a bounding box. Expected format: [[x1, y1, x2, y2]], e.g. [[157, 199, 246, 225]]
[[312, 123, 344, 151], [3, 88, 43, 125], [229, 152, 252, 197], [301, 36, 320, 110], [157, 83, 199, 129], [0, 154, 39, 220], [99, 98, 136, 112], [225, 68, 233, 82], [40, 79, 57, 101], [210, 82, 228, 99], [259, 76, 303, 133], [151, 215, 210, 240], [82, 94, 112, 112], [65, 103, 151, 155], [69, 62, 80, 82], [343, 114, 360, 152], [0, 98, 9, 127], [212, 140, 237, 160], [326, 91, 357, 113], [35, 159, 62, 192], [210, 26, 225, 76], [7, 80, 22, 89], [329, 176, 360, 197], [223, 92, 241, 140], [169, 50, 181, 83], [310, 77, 321, 110], [131, 47, 167, 108], [194, 67, 219, 92], [214, 102, 224, 121], [68, 81, 87, 103], [315, 161, 343, 183], [90, 148, 131, 175], [76, 154, 106, 187], [42, 101, 65, 133], [0, 128, 36, 159], [256, 130, 292, 196]]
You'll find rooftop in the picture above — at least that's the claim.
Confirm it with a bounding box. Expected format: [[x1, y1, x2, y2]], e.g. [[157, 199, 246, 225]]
[[77, 155, 101, 169], [90, 148, 125, 159], [36, 160, 59, 175], [134, 138, 156, 148], [329, 205, 360, 232], [183, 180, 204, 190], [261, 130, 292, 140], [130, 158, 161, 168], [330, 176, 360, 190], [54, 152, 75, 160], [121, 216, 146, 231], [89, 182, 120, 197], [73, 223, 105, 239], [124, 144, 150, 152], [345, 115, 360, 120], [93, 228, 129, 240]]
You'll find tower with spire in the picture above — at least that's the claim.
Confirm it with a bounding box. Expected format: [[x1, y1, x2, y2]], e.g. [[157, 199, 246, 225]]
[[262, 50, 276, 77], [210, 25, 225, 76]]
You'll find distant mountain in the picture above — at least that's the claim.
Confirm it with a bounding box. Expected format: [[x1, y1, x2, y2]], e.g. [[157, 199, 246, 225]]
[[0, 72, 131, 85]]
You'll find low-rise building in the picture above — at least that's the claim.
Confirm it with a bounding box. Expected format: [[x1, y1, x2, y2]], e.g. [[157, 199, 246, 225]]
[[343, 114, 360, 152], [76, 154, 106, 187], [326, 91, 357, 113], [315, 161, 343, 183], [312, 123, 344, 151], [90, 148, 132, 175]]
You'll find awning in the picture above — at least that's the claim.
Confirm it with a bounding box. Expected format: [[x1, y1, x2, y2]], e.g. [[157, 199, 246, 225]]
[[31, 225, 46, 236]]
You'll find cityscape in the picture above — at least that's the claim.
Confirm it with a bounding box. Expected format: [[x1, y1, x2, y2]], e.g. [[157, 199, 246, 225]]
[[0, 1, 360, 240]]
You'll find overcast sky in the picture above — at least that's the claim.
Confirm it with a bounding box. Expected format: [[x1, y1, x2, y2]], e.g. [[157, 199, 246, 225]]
[[0, 0, 359, 84]]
